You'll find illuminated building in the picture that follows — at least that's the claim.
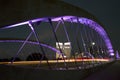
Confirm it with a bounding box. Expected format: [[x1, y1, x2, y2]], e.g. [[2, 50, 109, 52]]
[[56, 42, 71, 59], [56, 42, 64, 59]]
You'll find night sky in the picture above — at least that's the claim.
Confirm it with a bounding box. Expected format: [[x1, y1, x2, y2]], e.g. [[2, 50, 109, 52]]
[[62, 0, 120, 51]]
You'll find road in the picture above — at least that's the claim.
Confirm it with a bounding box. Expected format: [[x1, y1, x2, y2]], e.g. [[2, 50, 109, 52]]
[[84, 60, 120, 80], [0, 58, 110, 65], [0, 59, 118, 80], [0, 59, 110, 69]]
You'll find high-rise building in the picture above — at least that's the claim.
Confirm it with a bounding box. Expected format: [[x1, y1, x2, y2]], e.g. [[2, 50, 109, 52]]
[[64, 42, 71, 58], [56, 42, 63, 59], [56, 42, 71, 59]]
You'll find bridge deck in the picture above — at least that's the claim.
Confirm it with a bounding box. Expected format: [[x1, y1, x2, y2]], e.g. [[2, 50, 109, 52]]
[[0, 60, 115, 80]]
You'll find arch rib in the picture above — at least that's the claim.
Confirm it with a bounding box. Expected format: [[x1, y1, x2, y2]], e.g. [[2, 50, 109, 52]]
[[1, 15, 114, 55]]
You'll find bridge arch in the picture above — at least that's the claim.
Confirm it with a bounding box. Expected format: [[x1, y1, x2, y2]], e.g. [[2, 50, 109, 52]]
[[1, 16, 114, 56]]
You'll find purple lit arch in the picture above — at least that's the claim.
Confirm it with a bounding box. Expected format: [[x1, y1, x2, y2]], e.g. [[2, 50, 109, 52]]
[[1, 16, 114, 55]]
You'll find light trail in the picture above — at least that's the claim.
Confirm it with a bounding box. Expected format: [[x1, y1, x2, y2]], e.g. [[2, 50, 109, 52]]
[[0, 58, 111, 65]]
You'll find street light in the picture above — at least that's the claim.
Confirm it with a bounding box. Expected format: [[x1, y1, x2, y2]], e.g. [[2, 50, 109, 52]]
[[91, 42, 95, 46]]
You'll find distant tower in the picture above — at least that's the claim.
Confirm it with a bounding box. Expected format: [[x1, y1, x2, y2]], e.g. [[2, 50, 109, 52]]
[[56, 42, 63, 59], [56, 42, 71, 59], [64, 42, 71, 58]]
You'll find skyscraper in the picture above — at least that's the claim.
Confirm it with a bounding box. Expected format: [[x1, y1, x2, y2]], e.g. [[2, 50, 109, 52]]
[[56, 42, 71, 59], [64, 42, 71, 58], [56, 42, 63, 59]]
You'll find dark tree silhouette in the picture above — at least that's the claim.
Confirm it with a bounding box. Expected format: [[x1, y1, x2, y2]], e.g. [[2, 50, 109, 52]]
[[10, 57, 21, 61], [0, 57, 21, 62], [0, 58, 9, 62], [26, 52, 48, 61]]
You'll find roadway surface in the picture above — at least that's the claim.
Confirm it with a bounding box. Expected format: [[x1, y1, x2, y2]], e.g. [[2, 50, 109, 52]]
[[0, 59, 110, 70], [0, 58, 109, 65], [84, 60, 120, 80], [0, 59, 118, 80]]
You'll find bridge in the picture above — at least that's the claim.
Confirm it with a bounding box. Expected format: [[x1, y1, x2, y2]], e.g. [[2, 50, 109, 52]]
[[0, 15, 116, 77], [0, 15, 114, 68], [0, 0, 118, 80]]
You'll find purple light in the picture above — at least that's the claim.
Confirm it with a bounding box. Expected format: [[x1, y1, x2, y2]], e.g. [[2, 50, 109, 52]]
[[110, 53, 115, 56], [1, 15, 114, 55], [31, 17, 47, 23], [1, 21, 29, 29], [52, 16, 74, 21], [28, 22, 34, 31], [0, 40, 61, 55]]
